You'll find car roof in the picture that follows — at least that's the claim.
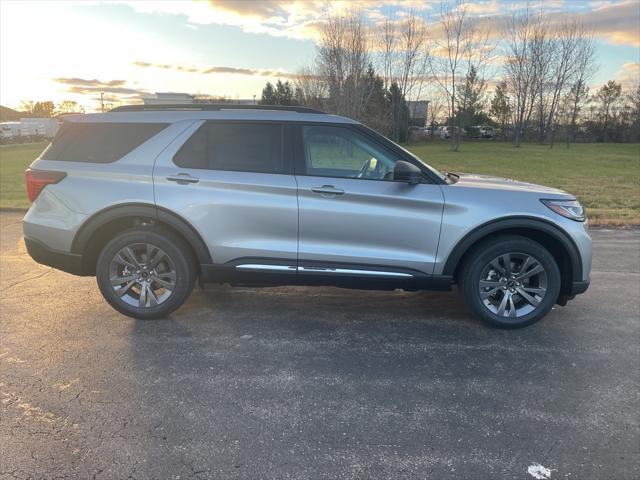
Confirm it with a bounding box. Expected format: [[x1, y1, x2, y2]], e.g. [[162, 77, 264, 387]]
[[62, 108, 358, 125]]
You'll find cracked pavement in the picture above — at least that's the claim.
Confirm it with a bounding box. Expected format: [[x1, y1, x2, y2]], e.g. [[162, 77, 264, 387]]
[[0, 211, 638, 479]]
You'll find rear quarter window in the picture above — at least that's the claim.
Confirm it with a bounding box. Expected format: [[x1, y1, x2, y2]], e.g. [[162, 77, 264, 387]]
[[41, 122, 168, 163]]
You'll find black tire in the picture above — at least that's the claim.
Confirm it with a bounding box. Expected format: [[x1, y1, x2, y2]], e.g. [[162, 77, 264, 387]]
[[459, 235, 561, 329], [96, 227, 196, 319]]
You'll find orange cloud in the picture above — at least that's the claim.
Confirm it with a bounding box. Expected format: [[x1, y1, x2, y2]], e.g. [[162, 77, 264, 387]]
[[579, 0, 640, 47], [615, 61, 640, 86], [133, 61, 295, 79], [53, 77, 148, 97]]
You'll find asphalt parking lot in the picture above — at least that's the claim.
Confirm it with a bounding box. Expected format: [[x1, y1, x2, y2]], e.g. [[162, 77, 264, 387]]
[[0, 211, 638, 480]]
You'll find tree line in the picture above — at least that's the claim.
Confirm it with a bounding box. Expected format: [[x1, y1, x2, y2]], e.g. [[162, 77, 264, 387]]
[[17, 100, 85, 117], [259, 2, 639, 148]]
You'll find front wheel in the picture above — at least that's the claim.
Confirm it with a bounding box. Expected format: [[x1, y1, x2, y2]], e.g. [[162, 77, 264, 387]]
[[96, 227, 196, 319], [459, 236, 561, 328]]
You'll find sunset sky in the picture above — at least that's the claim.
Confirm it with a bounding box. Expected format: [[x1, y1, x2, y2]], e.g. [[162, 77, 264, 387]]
[[1, 0, 638, 112]]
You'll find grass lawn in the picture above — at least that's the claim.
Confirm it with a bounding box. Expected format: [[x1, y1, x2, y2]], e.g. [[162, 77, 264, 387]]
[[0, 140, 638, 225], [406, 141, 640, 226], [0, 142, 48, 209]]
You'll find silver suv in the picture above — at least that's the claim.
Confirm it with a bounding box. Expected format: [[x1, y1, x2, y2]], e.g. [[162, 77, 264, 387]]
[[23, 105, 591, 328]]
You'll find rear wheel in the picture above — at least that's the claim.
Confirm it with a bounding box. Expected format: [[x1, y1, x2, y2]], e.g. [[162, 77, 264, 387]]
[[96, 227, 196, 319], [459, 236, 561, 328]]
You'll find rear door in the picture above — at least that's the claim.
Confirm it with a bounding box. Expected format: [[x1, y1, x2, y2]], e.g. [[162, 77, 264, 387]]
[[294, 124, 444, 276], [153, 120, 299, 270]]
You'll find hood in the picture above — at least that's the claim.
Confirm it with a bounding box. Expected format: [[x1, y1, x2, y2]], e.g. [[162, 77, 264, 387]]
[[451, 173, 571, 197]]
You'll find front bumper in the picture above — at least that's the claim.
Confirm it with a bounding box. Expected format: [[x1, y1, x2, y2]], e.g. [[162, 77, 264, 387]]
[[24, 236, 86, 276], [570, 280, 590, 295], [557, 279, 590, 306]]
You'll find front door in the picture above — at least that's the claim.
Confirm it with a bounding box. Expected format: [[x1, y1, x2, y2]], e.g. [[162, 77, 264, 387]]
[[294, 124, 444, 277]]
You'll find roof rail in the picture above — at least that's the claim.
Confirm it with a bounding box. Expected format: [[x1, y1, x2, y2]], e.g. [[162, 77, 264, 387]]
[[109, 104, 325, 114]]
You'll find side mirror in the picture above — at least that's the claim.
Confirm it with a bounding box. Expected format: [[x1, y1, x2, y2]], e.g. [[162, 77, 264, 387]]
[[393, 160, 422, 184]]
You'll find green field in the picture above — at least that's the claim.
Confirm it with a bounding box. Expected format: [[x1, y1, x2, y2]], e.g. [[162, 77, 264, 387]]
[[0, 142, 48, 210], [1, 140, 638, 225], [408, 141, 640, 225]]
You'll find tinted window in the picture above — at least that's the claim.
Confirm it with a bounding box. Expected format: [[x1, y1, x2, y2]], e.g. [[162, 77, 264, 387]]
[[42, 122, 168, 163], [172, 123, 207, 169], [302, 125, 398, 180], [174, 122, 284, 174]]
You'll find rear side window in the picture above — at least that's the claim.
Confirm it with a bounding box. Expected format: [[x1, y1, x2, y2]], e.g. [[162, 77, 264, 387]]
[[42, 122, 168, 163], [174, 122, 284, 174]]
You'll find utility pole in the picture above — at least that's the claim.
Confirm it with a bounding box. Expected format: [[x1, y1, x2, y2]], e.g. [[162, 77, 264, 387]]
[[100, 92, 104, 112]]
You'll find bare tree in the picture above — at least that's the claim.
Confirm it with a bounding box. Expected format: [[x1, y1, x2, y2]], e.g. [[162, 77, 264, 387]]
[[563, 29, 597, 147], [56, 100, 85, 114], [531, 17, 554, 144], [595, 80, 623, 142], [539, 20, 597, 146], [292, 66, 327, 110], [426, 92, 445, 139], [377, 11, 429, 100], [503, 5, 549, 147], [376, 10, 430, 141], [397, 11, 430, 103], [316, 10, 370, 120], [379, 17, 397, 92], [504, 4, 599, 148], [430, 1, 491, 151]]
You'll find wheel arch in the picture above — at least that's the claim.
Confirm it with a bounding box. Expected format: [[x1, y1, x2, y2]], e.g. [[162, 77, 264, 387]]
[[71, 203, 212, 275], [443, 217, 583, 296]]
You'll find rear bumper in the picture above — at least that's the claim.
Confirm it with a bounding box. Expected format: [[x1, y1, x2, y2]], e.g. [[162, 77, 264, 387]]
[[24, 236, 86, 276]]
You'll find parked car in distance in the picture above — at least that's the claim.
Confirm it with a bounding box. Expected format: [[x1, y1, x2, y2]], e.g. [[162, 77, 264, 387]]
[[440, 125, 463, 139], [23, 104, 591, 328], [469, 125, 495, 139], [408, 126, 430, 141], [479, 125, 494, 138]]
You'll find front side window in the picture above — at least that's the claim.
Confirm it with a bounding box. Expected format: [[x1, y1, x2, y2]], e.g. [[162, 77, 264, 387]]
[[174, 122, 284, 174], [302, 125, 398, 180]]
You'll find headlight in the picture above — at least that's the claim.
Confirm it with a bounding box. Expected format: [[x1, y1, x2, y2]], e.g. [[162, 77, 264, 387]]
[[541, 199, 586, 222]]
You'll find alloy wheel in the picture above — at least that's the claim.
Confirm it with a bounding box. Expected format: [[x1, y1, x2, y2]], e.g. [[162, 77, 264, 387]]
[[478, 252, 548, 318], [109, 242, 177, 308]]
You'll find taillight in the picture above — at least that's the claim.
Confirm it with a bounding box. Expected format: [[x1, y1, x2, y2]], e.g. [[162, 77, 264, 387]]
[[25, 169, 66, 202]]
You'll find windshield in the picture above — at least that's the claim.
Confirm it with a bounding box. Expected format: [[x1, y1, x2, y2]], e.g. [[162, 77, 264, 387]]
[[396, 144, 449, 183]]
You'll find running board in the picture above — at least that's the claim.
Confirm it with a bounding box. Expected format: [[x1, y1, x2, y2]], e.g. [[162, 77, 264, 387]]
[[198, 261, 453, 291], [235, 264, 413, 278]]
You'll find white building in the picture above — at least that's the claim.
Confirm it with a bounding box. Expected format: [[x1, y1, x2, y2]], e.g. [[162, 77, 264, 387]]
[[408, 100, 430, 126], [142, 92, 257, 106], [20, 117, 59, 138], [142, 92, 195, 105]]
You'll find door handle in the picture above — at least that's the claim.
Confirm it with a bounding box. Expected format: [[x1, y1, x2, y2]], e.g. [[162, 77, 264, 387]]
[[311, 185, 344, 195], [166, 173, 199, 184]]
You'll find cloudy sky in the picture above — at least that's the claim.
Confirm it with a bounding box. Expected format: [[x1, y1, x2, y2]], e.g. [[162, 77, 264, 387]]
[[1, 0, 638, 112]]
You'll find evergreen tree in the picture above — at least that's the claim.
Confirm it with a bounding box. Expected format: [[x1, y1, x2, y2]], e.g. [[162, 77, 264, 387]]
[[489, 80, 511, 139], [259, 80, 298, 105], [387, 82, 409, 143], [259, 82, 277, 105], [361, 65, 387, 135], [455, 66, 488, 129], [274, 80, 296, 105]]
